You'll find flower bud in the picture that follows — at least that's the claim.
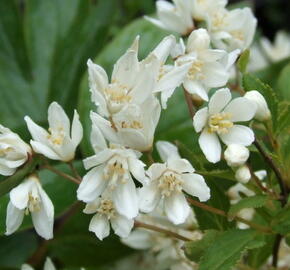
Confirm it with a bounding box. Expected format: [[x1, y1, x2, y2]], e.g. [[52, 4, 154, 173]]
[[235, 165, 251, 184], [244, 90, 271, 121], [187, 28, 210, 52], [224, 144, 249, 167], [0, 125, 31, 176]]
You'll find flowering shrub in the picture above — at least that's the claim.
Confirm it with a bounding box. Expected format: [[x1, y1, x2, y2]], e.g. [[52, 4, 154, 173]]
[[1, 0, 290, 269]]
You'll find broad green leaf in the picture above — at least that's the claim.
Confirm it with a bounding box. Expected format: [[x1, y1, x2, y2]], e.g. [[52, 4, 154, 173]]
[[238, 49, 250, 73], [271, 206, 290, 235], [185, 230, 221, 262], [0, 231, 38, 268], [277, 62, 290, 101], [275, 101, 290, 135], [197, 169, 235, 182], [228, 195, 269, 218], [199, 229, 266, 270]]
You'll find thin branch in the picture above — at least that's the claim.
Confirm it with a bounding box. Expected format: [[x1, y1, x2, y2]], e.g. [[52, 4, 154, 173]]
[[272, 234, 283, 267], [68, 161, 82, 182], [134, 221, 192, 242], [187, 197, 272, 234], [253, 140, 287, 205], [42, 164, 81, 185], [183, 87, 195, 119]]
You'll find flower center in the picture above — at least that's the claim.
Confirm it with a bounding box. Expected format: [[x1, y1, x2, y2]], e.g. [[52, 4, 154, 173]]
[[158, 171, 183, 197], [0, 145, 13, 158], [187, 60, 204, 80], [212, 12, 227, 30], [47, 127, 65, 146], [208, 112, 233, 134], [120, 120, 143, 129], [103, 155, 129, 188], [26, 192, 41, 214], [230, 30, 245, 41], [97, 199, 116, 219]]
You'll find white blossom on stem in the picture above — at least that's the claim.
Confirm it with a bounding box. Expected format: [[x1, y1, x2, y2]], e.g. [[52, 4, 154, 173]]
[[77, 121, 147, 219], [25, 102, 83, 162], [224, 144, 249, 167], [83, 193, 134, 241], [206, 7, 257, 51], [162, 29, 239, 103], [139, 141, 210, 225], [0, 125, 31, 176], [6, 175, 54, 240], [145, 0, 194, 35], [193, 88, 256, 163]]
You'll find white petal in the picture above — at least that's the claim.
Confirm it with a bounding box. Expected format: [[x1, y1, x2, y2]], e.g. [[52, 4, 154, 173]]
[[164, 192, 190, 224], [182, 173, 210, 202], [113, 177, 139, 219], [111, 215, 134, 238], [87, 59, 109, 92], [48, 102, 70, 135], [89, 214, 110, 240], [21, 265, 34, 270], [90, 123, 108, 153], [24, 116, 49, 145], [71, 110, 83, 146], [152, 35, 176, 63], [223, 97, 256, 122], [156, 141, 180, 162], [146, 163, 167, 180], [193, 107, 208, 132], [5, 202, 24, 235], [208, 88, 231, 114], [128, 157, 148, 185], [77, 166, 107, 203], [10, 180, 32, 209], [83, 198, 101, 214], [121, 229, 152, 249], [112, 50, 139, 88], [219, 125, 255, 146], [83, 150, 113, 170], [139, 182, 161, 213], [203, 63, 229, 88], [199, 130, 221, 163], [31, 187, 54, 240], [30, 141, 60, 160], [44, 258, 56, 270], [0, 164, 16, 176], [183, 79, 209, 101], [167, 158, 195, 173]]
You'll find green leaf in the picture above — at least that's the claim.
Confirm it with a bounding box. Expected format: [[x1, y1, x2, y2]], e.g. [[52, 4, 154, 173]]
[[275, 101, 290, 135], [271, 206, 290, 235], [197, 169, 235, 181], [185, 230, 221, 262], [0, 157, 39, 197], [238, 49, 250, 73], [277, 62, 290, 101], [199, 229, 266, 270], [242, 73, 279, 126], [228, 195, 269, 218]]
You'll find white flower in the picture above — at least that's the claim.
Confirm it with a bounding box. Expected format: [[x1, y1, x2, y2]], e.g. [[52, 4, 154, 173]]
[[0, 125, 31, 176], [224, 144, 249, 167], [260, 31, 290, 62], [25, 102, 83, 162], [207, 7, 257, 51], [139, 141, 210, 225], [236, 208, 255, 229], [22, 257, 56, 270], [77, 122, 147, 219], [235, 165, 251, 184], [254, 170, 267, 180], [83, 193, 134, 240], [169, 29, 239, 102], [145, 0, 194, 35], [192, 0, 227, 21], [244, 90, 271, 121], [6, 175, 54, 240], [193, 88, 256, 163], [227, 183, 254, 203]]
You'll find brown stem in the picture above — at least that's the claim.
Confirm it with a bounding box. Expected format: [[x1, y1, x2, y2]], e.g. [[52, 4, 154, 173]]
[[272, 234, 283, 267], [42, 164, 80, 185], [187, 197, 272, 233], [183, 87, 195, 119], [253, 140, 287, 205], [134, 221, 192, 242], [68, 161, 82, 182]]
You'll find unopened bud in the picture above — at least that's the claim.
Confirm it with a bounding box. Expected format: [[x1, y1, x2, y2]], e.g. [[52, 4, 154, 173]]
[[235, 165, 251, 184], [224, 144, 249, 167], [244, 90, 271, 121]]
